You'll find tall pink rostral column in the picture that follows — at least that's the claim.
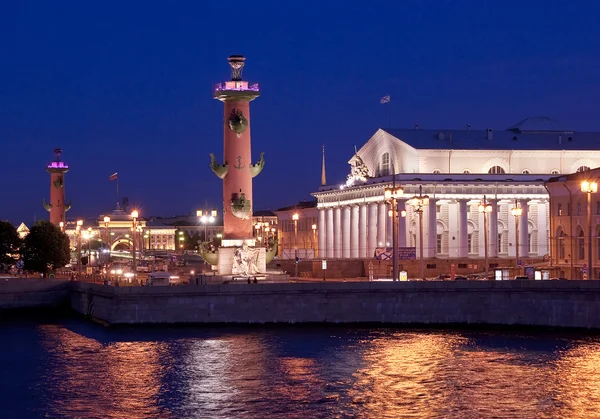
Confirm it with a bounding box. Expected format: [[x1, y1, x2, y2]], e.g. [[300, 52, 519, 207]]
[[43, 148, 72, 225], [211, 55, 263, 241]]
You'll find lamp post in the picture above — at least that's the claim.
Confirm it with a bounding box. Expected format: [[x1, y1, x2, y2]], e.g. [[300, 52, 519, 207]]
[[409, 185, 429, 280], [385, 181, 404, 281], [76, 220, 83, 276], [478, 196, 493, 280], [581, 180, 598, 279], [292, 213, 299, 278], [59, 221, 64, 232], [87, 227, 93, 267], [131, 210, 138, 275], [197, 209, 217, 243], [511, 201, 522, 275], [103, 216, 110, 264], [312, 223, 317, 258]]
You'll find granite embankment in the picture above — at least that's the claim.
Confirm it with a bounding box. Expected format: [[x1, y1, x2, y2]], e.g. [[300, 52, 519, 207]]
[[70, 280, 600, 329], [0, 278, 70, 310]]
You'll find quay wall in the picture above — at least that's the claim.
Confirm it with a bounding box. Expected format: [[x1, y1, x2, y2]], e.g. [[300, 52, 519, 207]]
[[70, 280, 600, 329], [0, 278, 70, 310]]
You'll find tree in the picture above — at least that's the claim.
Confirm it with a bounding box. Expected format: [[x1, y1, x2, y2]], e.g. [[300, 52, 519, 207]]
[[0, 221, 21, 264], [22, 221, 70, 274]]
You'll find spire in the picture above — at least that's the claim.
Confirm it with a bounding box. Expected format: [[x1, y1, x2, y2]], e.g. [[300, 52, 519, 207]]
[[321, 145, 327, 186]]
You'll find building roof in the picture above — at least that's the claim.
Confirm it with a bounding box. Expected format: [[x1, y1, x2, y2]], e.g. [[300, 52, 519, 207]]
[[546, 167, 600, 184], [275, 200, 317, 212], [384, 117, 598, 151]]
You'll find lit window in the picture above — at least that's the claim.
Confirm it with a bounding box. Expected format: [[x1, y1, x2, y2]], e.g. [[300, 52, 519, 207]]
[[381, 153, 390, 176]]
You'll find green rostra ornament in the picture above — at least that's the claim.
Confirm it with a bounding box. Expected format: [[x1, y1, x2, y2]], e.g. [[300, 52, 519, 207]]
[[231, 193, 252, 220], [228, 109, 248, 137]]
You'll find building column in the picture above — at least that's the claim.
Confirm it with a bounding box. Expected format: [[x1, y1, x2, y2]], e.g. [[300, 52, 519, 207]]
[[350, 205, 359, 258], [359, 204, 368, 258], [398, 200, 407, 247], [537, 200, 549, 256], [326, 208, 334, 259], [489, 199, 498, 258], [458, 199, 468, 258], [367, 203, 378, 257], [334, 207, 342, 258], [386, 203, 393, 247], [377, 202, 387, 249], [342, 206, 351, 258], [318, 209, 326, 259], [478, 210, 485, 257], [519, 199, 529, 259], [508, 201, 517, 258], [427, 199, 437, 258]]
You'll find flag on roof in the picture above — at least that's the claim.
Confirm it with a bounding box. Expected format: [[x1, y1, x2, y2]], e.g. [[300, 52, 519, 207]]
[[380, 95, 391, 104], [109, 172, 118, 181]]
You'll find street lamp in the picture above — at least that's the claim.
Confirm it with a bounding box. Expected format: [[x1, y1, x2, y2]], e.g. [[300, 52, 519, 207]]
[[76, 219, 83, 276], [197, 209, 217, 243], [312, 223, 317, 258], [384, 181, 404, 281], [103, 216, 110, 263], [409, 185, 429, 280], [131, 210, 138, 275], [478, 196, 493, 280], [292, 213, 299, 278], [511, 201, 522, 275], [581, 180, 598, 279], [59, 221, 64, 232], [87, 227, 93, 267]]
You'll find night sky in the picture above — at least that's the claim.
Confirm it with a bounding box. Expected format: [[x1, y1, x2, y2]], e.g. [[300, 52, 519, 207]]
[[1, 1, 599, 225]]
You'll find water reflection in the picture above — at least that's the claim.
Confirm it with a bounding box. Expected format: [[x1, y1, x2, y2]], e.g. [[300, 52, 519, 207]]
[[9, 322, 600, 418], [38, 324, 170, 418]]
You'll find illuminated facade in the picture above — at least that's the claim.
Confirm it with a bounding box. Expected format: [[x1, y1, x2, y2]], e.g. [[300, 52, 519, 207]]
[[274, 202, 319, 259], [313, 118, 600, 261], [64, 208, 177, 251], [545, 168, 600, 279]]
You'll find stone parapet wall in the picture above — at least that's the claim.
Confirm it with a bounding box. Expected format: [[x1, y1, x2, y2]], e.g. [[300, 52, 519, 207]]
[[0, 278, 70, 310], [71, 280, 600, 329]]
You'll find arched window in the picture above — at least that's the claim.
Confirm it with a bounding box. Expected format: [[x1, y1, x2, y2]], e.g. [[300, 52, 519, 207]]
[[381, 152, 390, 176], [558, 230, 565, 259], [551, 169, 560, 175], [577, 166, 591, 173], [432, 169, 441, 174], [578, 230, 585, 260], [463, 169, 471, 174], [522, 169, 531, 174], [488, 166, 505, 174]]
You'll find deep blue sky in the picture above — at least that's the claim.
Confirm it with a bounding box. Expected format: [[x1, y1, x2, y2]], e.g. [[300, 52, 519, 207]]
[[1, 1, 599, 225]]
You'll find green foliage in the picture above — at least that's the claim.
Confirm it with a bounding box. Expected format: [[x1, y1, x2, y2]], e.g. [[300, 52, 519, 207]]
[[22, 221, 70, 273], [0, 220, 21, 264]]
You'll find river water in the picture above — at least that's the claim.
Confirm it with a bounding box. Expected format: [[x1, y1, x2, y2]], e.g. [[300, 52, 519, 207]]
[[2, 317, 600, 418]]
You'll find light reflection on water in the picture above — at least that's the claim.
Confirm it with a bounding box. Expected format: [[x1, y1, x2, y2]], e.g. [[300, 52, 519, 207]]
[[2, 320, 600, 418]]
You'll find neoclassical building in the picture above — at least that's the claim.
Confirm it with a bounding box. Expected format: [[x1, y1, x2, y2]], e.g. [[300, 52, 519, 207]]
[[313, 117, 600, 261]]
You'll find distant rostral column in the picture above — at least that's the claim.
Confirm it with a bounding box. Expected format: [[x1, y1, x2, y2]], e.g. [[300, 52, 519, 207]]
[[211, 55, 264, 241], [43, 148, 72, 225]]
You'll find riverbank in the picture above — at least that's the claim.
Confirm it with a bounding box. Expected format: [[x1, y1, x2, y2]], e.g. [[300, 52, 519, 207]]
[[0, 278, 70, 310], [70, 280, 600, 329]]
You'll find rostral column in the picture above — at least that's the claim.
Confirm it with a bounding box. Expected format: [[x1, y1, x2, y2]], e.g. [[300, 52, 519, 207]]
[[43, 148, 72, 225], [211, 55, 264, 241]]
